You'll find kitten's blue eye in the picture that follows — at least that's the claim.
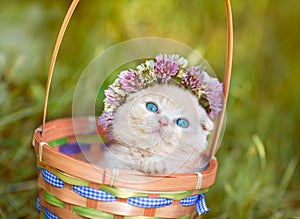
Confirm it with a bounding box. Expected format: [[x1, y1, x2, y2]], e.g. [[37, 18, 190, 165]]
[[146, 102, 158, 113], [176, 118, 189, 128]]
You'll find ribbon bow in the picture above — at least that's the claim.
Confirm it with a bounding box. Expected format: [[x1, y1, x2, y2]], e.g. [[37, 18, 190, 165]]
[[196, 194, 210, 215]]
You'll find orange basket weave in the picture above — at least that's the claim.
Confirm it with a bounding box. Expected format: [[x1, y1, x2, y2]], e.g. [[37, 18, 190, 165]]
[[32, 0, 233, 218]]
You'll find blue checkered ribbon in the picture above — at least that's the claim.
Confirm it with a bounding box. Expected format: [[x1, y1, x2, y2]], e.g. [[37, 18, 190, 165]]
[[41, 169, 64, 188], [196, 194, 209, 215], [128, 197, 173, 208], [180, 194, 209, 215], [44, 208, 59, 219], [35, 196, 41, 213], [39, 167, 209, 215], [180, 194, 199, 206], [73, 186, 117, 202]]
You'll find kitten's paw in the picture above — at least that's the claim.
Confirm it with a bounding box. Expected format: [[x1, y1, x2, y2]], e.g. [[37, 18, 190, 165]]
[[139, 158, 167, 174]]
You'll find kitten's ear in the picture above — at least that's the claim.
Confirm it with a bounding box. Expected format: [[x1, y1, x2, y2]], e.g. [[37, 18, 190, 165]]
[[201, 118, 214, 132]]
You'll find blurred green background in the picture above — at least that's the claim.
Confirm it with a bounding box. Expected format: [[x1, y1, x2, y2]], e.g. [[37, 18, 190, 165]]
[[0, 0, 299, 218]]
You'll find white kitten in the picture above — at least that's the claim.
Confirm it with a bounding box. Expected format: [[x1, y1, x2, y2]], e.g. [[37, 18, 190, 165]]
[[99, 84, 213, 174]]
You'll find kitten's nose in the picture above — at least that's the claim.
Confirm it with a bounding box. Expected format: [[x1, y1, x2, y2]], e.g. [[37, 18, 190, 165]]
[[158, 116, 169, 127]]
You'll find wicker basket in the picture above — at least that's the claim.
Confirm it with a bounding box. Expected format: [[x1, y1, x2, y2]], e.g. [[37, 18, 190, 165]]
[[33, 117, 218, 218], [32, 0, 233, 218]]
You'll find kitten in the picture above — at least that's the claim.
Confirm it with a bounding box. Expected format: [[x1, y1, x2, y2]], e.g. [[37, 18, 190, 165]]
[[99, 84, 214, 174]]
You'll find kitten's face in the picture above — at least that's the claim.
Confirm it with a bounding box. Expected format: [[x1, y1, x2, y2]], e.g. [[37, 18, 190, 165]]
[[112, 84, 213, 156]]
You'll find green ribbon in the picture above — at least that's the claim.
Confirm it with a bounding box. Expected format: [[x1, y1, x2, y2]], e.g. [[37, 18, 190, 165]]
[[72, 205, 114, 219], [43, 190, 64, 208]]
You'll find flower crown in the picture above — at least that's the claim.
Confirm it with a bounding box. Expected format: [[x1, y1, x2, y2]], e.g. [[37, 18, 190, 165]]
[[98, 54, 223, 141]]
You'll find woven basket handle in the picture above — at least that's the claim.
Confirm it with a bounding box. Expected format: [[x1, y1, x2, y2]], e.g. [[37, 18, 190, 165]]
[[41, 0, 233, 159], [42, 0, 80, 139], [209, 0, 233, 158]]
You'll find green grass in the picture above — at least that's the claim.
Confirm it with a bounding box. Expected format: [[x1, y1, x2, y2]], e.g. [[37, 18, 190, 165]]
[[0, 0, 299, 218]]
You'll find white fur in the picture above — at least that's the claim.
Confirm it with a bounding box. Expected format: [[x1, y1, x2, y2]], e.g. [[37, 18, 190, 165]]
[[98, 84, 214, 174]]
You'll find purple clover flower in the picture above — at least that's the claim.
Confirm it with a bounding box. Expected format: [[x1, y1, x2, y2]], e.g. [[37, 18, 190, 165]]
[[119, 70, 142, 93], [104, 85, 123, 106], [205, 77, 223, 120], [181, 66, 207, 89], [154, 54, 179, 82], [98, 111, 115, 142]]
